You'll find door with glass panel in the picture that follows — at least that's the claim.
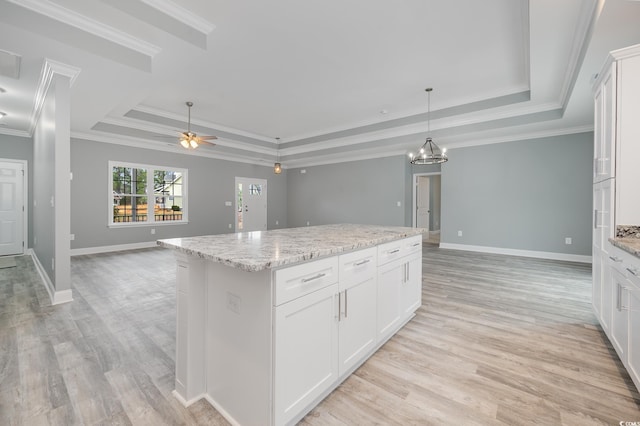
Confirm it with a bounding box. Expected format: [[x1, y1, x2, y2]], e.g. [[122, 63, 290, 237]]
[[235, 177, 267, 232]]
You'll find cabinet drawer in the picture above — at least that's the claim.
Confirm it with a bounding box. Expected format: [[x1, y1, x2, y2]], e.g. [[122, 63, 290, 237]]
[[377, 239, 405, 266], [340, 247, 377, 287], [403, 235, 423, 255], [378, 236, 422, 266], [274, 256, 339, 306]]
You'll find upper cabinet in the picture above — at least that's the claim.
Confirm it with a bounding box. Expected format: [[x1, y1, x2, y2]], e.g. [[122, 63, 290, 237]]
[[593, 44, 640, 226]]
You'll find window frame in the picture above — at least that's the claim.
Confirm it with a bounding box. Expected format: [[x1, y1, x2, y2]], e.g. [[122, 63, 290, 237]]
[[108, 161, 188, 227]]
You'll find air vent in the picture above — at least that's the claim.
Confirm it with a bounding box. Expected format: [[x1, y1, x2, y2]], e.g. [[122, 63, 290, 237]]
[[0, 50, 21, 79]]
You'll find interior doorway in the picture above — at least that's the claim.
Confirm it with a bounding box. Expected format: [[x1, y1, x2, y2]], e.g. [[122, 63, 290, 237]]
[[235, 177, 268, 232], [0, 160, 26, 256], [413, 172, 441, 244]]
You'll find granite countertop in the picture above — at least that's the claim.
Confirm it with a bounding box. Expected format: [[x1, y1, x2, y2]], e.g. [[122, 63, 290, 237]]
[[157, 224, 425, 272], [609, 237, 640, 258]]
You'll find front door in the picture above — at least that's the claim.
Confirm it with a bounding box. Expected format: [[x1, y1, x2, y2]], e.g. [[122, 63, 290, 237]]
[[0, 160, 25, 256], [416, 176, 430, 231], [235, 177, 267, 232]]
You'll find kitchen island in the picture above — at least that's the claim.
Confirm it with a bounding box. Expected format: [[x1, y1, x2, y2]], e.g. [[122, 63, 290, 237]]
[[158, 224, 425, 426]]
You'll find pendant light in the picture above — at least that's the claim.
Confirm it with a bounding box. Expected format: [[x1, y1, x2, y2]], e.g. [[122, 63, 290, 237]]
[[274, 137, 282, 174], [409, 88, 448, 165]]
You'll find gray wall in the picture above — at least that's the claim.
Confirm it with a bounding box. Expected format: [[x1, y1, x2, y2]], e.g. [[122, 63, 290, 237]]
[[430, 175, 441, 231], [0, 134, 34, 247], [440, 132, 593, 256], [286, 156, 409, 228], [70, 139, 288, 249]]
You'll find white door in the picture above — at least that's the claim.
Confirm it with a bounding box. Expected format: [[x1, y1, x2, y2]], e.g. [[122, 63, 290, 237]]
[[416, 176, 430, 230], [0, 161, 25, 256], [235, 177, 267, 232]]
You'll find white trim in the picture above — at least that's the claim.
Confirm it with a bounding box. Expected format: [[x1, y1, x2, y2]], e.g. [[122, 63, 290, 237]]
[[109, 161, 188, 226], [140, 0, 215, 34], [132, 105, 275, 143], [0, 128, 31, 138], [99, 116, 276, 156], [28, 249, 73, 304], [70, 241, 158, 256], [202, 394, 242, 426], [7, 0, 161, 58], [412, 172, 441, 229], [72, 131, 275, 167], [29, 59, 81, 136], [172, 390, 206, 408], [438, 243, 592, 264]]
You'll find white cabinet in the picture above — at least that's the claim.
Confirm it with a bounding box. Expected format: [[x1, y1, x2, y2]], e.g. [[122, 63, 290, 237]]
[[610, 265, 629, 360], [593, 61, 616, 183], [627, 273, 640, 390], [377, 235, 423, 342], [274, 283, 339, 426], [338, 247, 377, 376], [402, 252, 422, 317]]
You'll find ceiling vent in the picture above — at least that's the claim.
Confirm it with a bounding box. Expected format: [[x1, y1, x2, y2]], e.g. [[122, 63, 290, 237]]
[[0, 50, 21, 79]]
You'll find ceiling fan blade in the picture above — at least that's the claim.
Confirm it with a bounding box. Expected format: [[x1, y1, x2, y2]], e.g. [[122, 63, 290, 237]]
[[199, 135, 218, 140], [197, 139, 216, 146]]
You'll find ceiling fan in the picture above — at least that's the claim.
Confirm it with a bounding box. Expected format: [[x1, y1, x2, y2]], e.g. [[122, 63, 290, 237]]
[[177, 101, 217, 149]]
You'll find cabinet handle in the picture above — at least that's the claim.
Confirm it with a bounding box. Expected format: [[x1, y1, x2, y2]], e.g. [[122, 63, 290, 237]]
[[406, 262, 409, 282], [354, 259, 370, 266], [302, 273, 326, 283], [344, 289, 348, 318], [412, 242, 421, 247], [594, 209, 598, 229], [389, 249, 400, 254], [617, 282, 623, 312], [627, 268, 638, 276], [337, 291, 342, 321], [609, 256, 622, 262]]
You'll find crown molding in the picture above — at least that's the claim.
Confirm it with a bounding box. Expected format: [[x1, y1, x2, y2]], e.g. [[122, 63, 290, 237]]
[[443, 124, 593, 151], [139, 0, 215, 35], [98, 116, 276, 156], [284, 149, 410, 169], [0, 127, 31, 138], [557, 0, 603, 110], [131, 105, 275, 143], [7, 0, 161, 58], [28, 58, 81, 136], [71, 131, 274, 167]]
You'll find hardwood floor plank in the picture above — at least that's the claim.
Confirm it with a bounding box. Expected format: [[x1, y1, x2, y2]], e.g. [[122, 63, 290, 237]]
[[1, 245, 638, 425]]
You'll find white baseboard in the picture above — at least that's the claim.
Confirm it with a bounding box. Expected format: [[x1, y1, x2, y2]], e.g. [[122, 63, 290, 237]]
[[438, 243, 592, 264], [28, 249, 73, 305], [71, 241, 158, 256]]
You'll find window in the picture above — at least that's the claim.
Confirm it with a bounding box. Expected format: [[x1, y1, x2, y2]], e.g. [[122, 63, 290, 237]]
[[109, 161, 187, 226]]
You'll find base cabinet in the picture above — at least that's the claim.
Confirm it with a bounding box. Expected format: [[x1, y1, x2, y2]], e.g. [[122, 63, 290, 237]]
[[610, 266, 629, 361], [628, 279, 640, 389], [274, 283, 339, 426]]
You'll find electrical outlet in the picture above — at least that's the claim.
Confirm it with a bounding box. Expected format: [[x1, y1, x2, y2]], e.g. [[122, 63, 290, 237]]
[[226, 292, 241, 314], [307, 221, 310, 226], [225, 201, 232, 206], [565, 237, 572, 245], [70, 234, 75, 241], [228, 224, 232, 229], [396, 201, 401, 207], [275, 220, 279, 225], [300, 169, 306, 174], [150, 228, 156, 235], [457, 230, 463, 237]]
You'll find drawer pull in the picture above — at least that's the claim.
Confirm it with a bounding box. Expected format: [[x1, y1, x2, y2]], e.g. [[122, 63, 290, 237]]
[[627, 268, 639, 276], [301, 273, 326, 283], [388, 249, 400, 254], [354, 259, 370, 266], [412, 243, 421, 247], [609, 256, 622, 262]]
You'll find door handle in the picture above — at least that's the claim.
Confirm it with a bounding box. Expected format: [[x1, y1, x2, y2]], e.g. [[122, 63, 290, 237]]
[[344, 289, 348, 318]]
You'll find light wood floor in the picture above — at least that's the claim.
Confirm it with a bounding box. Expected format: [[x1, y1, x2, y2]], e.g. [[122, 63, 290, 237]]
[[1, 246, 639, 425]]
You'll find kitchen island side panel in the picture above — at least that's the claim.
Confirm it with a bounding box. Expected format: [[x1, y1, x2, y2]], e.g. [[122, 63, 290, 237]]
[[205, 262, 273, 426]]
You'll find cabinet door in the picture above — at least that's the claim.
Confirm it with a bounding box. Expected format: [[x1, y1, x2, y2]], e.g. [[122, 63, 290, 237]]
[[610, 267, 629, 364], [594, 62, 617, 182], [593, 248, 603, 320], [274, 283, 339, 426], [377, 260, 403, 342], [601, 255, 615, 335], [627, 283, 640, 391], [593, 179, 614, 255], [402, 252, 422, 318], [338, 275, 377, 376]]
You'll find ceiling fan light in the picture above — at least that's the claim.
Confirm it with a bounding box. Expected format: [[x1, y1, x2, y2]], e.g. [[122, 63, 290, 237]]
[[180, 139, 190, 148], [189, 139, 198, 148], [274, 162, 282, 174]]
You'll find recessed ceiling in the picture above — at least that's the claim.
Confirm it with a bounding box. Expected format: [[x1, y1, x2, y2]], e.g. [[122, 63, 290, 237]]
[[0, 0, 639, 167]]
